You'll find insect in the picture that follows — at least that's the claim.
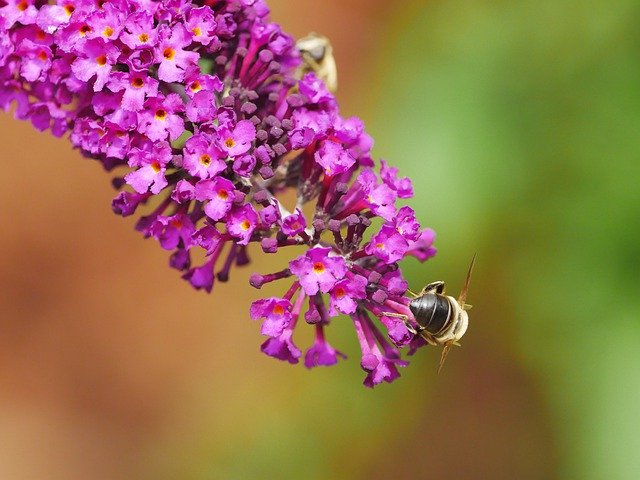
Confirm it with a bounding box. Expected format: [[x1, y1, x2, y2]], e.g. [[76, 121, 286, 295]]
[[295, 33, 338, 93], [384, 255, 476, 373]]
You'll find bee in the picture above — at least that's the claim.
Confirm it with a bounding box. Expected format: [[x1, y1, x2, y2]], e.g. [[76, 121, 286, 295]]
[[295, 33, 338, 93], [385, 255, 476, 373]]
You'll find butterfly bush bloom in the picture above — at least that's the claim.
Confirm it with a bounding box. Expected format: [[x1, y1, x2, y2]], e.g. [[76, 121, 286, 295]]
[[0, 0, 438, 387]]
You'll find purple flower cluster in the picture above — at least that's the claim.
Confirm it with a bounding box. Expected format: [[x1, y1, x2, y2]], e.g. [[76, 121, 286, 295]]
[[0, 0, 437, 386]]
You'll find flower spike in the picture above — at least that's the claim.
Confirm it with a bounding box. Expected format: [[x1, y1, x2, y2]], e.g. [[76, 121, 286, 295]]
[[0, 0, 438, 387]]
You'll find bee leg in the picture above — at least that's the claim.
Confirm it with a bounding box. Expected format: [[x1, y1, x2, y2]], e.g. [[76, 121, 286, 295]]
[[404, 322, 419, 336], [419, 330, 438, 346], [423, 281, 446, 295], [380, 312, 407, 320], [380, 312, 420, 335]]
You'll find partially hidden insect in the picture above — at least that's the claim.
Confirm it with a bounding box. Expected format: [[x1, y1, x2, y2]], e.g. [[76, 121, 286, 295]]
[[295, 33, 338, 93], [384, 255, 476, 373]]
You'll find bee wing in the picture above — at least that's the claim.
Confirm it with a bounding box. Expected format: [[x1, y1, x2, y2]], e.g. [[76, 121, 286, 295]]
[[457, 253, 477, 307], [437, 341, 453, 374]]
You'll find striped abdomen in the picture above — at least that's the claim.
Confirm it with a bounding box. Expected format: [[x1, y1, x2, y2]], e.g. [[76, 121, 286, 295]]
[[409, 293, 454, 336]]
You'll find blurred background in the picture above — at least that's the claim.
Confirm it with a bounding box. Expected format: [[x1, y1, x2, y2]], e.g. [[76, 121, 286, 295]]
[[1, 0, 639, 478]]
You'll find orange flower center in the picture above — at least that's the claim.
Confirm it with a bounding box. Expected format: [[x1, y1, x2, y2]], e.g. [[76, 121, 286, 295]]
[[192, 26, 202, 37], [189, 81, 201, 92], [37, 50, 47, 61], [131, 77, 144, 88], [102, 26, 114, 38], [79, 24, 92, 36], [95, 54, 107, 66], [170, 219, 183, 228], [64, 4, 75, 16], [154, 109, 167, 120], [163, 48, 175, 60], [36, 29, 46, 40], [376, 242, 384, 250], [17, 0, 28, 11], [138, 33, 149, 43], [313, 262, 325, 274], [199, 154, 211, 166], [272, 305, 284, 315], [335, 287, 346, 298], [150, 161, 161, 173], [224, 138, 235, 149], [217, 189, 229, 200], [240, 220, 251, 231]]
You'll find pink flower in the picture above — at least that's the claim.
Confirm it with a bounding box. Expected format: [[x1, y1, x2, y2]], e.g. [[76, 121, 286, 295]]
[[16, 39, 51, 82], [314, 140, 356, 176], [289, 247, 347, 296], [281, 208, 306, 236], [155, 24, 198, 83], [124, 142, 173, 194], [305, 325, 346, 368], [121, 12, 158, 49], [137, 94, 185, 142], [182, 133, 226, 179], [250, 297, 293, 337], [185, 7, 218, 45], [195, 177, 236, 221], [329, 274, 367, 316], [107, 71, 159, 112], [218, 119, 256, 157], [70, 39, 119, 91], [227, 204, 259, 245]]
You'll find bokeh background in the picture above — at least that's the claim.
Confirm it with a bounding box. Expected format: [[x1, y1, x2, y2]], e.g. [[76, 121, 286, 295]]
[[1, 0, 639, 478]]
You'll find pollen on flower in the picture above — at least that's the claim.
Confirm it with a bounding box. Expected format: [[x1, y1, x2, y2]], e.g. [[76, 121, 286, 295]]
[[102, 26, 114, 38], [273, 305, 285, 315], [79, 25, 92, 36], [37, 50, 47, 61], [217, 189, 229, 200], [313, 262, 326, 274], [192, 27, 202, 37], [36, 30, 46, 40], [17, 0, 28, 11], [64, 3, 75, 16], [154, 109, 167, 120], [224, 138, 235, 148], [240, 219, 251, 231], [163, 48, 175, 60], [335, 287, 346, 298], [199, 154, 211, 166], [95, 54, 107, 66], [131, 77, 144, 88], [138, 33, 149, 43], [376, 242, 385, 250], [150, 161, 161, 173], [189, 81, 201, 92]]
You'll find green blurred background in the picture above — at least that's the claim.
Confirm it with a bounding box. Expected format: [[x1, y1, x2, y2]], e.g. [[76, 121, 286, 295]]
[[1, 0, 639, 478]]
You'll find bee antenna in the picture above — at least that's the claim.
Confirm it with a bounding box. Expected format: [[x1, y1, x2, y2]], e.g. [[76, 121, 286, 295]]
[[457, 253, 477, 308]]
